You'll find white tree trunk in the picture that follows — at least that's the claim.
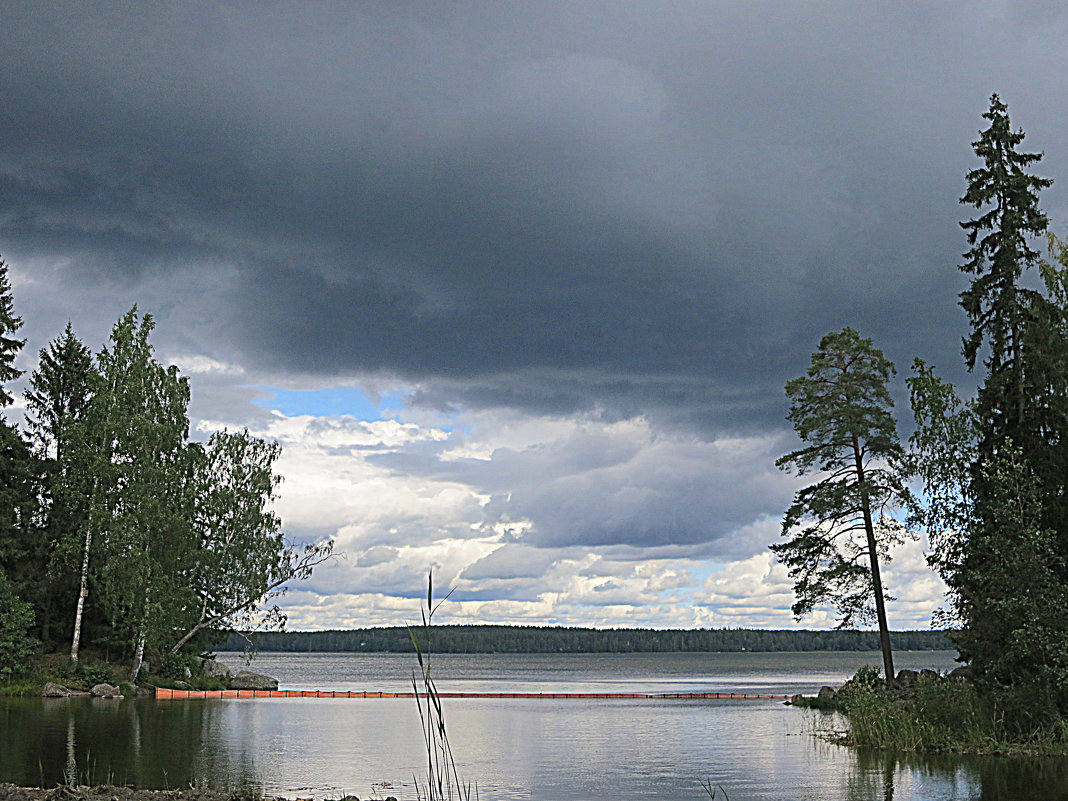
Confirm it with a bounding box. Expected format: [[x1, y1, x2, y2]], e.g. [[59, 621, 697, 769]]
[[129, 585, 151, 682], [69, 526, 93, 664]]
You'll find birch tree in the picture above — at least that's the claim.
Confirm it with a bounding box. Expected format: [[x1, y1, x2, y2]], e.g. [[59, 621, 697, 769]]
[[167, 429, 332, 654]]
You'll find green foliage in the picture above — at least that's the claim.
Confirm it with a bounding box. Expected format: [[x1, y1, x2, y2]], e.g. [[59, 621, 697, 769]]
[[841, 676, 1068, 755], [167, 430, 333, 655], [159, 652, 200, 681], [0, 258, 332, 680], [960, 93, 1052, 374], [0, 569, 38, 680], [773, 327, 912, 681], [0, 256, 25, 407], [79, 662, 116, 687], [907, 96, 1068, 731], [852, 665, 883, 691]]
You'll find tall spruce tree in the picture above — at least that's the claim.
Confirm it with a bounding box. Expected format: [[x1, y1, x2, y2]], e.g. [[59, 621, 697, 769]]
[[959, 93, 1052, 439], [25, 323, 96, 645], [0, 255, 40, 646], [773, 327, 911, 682], [0, 255, 25, 408], [913, 96, 1068, 716]]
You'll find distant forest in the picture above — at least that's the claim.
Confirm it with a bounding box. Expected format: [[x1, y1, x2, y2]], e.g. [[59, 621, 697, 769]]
[[220, 626, 954, 654]]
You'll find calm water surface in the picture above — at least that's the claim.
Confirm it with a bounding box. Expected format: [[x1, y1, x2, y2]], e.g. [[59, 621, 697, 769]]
[[3, 651, 1066, 801]]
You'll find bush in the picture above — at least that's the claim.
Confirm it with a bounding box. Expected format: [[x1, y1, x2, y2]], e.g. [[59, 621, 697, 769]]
[[159, 652, 202, 681], [79, 663, 116, 687], [836, 664, 882, 706], [0, 570, 38, 682]]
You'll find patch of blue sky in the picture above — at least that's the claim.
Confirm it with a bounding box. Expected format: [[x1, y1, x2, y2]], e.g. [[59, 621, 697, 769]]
[[255, 386, 406, 422], [691, 562, 727, 586]]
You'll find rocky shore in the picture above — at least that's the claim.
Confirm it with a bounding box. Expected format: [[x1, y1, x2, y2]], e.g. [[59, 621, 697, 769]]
[[0, 785, 263, 801], [789, 665, 974, 710], [38, 659, 279, 698], [0, 786, 389, 801]]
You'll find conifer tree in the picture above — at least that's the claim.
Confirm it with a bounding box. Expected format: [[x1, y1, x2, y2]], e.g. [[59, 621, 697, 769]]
[[0, 255, 25, 408], [0, 255, 39, 646], [26, 323, 96, 645], [959, 93, 1052, 438], [773, 327, 912, 682]]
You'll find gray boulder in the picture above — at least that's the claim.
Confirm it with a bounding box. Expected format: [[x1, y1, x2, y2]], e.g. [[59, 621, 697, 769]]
[[815, 686, 838, 707], [201, 658, 232, 680], [920, 669, 941, 682], [948, 665, 975, 682], [42, 682, 73, 697], [230, 670, 279, 691], [895, 669, 920, 686], [90, 683, 121, 698]]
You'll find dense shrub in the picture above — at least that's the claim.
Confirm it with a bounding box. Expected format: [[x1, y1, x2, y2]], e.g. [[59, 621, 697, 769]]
[[0, 570, 38, 681], [159, 651, 202, 680]]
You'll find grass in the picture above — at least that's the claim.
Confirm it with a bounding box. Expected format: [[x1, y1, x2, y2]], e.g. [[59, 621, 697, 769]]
[[838, 673, 1068, 756]]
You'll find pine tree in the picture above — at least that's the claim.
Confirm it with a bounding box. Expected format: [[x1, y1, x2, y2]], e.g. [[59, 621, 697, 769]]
[[773, 327, 912, 682]]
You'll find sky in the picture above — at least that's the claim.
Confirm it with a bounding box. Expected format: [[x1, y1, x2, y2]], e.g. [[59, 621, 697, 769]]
[[2, 1, 1066, 632]]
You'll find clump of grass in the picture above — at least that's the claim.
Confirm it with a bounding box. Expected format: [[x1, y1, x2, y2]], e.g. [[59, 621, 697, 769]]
[[838, 669, 1068, 755], [409, 570, 475, 801], [0, 680, 43, 696]]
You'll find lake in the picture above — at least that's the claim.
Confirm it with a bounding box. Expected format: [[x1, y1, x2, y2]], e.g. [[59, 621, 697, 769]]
[[3, 651, 1067, 800]]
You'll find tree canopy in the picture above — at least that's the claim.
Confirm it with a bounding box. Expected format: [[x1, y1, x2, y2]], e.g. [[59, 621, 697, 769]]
[[0, 259, 333, 680]]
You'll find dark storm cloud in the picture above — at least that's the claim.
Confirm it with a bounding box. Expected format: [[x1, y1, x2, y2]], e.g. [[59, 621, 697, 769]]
[[3, 2, 1068, 433]]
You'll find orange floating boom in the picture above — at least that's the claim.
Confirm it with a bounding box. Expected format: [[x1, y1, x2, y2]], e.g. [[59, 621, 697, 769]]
[[155, 687, 789, 700]]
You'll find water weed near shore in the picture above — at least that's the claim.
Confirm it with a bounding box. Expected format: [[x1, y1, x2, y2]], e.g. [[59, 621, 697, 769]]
[[409, 573, 476, 801]]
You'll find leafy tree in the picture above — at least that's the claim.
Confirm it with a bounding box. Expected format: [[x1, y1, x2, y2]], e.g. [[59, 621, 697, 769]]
[[953, 444, 1068, 721], [167, 429, 332, 654], [913, 96, 1068, 715], [68, 308, 192, 678], [90, 309, 192, 679], [772, 327, 911, 682], [906, 359, 979, 622]]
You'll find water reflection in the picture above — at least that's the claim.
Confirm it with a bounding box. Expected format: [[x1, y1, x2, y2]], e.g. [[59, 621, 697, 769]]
[[2, 650, 1068, 801], [0, 697, 259, 791]]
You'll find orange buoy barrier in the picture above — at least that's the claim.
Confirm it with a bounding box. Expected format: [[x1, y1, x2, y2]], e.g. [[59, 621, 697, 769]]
[[155, 687, 789, 701]]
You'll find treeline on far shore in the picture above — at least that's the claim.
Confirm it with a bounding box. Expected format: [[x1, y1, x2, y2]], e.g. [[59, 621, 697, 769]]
[[220, 626, 954, 654]]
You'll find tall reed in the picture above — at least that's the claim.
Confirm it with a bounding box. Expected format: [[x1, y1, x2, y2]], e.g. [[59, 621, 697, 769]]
[[409, 571, 475, 801]]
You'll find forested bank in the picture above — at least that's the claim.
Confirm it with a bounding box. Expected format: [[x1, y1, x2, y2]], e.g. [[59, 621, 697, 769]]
[[0, 264, 331, 685], [221, 625, 952, 654]]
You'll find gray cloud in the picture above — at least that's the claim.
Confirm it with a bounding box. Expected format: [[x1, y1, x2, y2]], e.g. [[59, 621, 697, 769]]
[[2, 2, 1066, 627], [6, 2, 1065, 436]]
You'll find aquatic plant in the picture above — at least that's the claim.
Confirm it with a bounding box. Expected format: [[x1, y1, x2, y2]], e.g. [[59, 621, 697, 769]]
[[409, 571, 475, 801]]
